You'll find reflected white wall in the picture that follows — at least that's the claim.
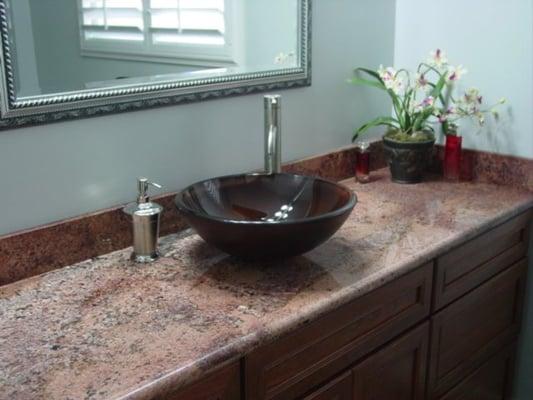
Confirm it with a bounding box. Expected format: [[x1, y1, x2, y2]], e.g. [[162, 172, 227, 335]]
[[10, 0, 40, 96]]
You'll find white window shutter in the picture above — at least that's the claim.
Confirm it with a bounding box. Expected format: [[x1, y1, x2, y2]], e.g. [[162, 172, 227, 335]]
[[79, 0, 233, 64], [81, 0, 144, 42], [148, 0, 226, 46]]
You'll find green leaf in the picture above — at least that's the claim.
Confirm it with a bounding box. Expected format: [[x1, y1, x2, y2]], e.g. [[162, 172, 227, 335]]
[[354, 67, 385, 85], [349, 77, 386, 91], [427, 82, 446, 105], [386, 89, 405, 128], [351, 67, 406, 130], [430, 74, 447, 99], [353, 116, 399, 141], [412, 107, 435, 131]]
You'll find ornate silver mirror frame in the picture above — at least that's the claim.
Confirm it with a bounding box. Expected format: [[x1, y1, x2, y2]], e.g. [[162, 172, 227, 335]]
[[0, 0, 311, 130]]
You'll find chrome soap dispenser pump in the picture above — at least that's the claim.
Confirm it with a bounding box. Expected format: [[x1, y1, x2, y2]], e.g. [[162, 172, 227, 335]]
[[123, 177, 163, 263]]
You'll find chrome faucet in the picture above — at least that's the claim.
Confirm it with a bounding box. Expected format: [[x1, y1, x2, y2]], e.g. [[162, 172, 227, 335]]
[[264, 94, 282, 174]]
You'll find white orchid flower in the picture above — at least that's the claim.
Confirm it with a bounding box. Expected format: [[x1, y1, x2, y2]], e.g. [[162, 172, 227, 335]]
[[384, 78, 403, 95], [447, 65, 467, 82], [464, 88, 482, 104], [476, 112, 485, 125], [378, 65, 397, 82], [421, 96, 435, 107], [377, 65, 404, 94], [415, 72, 428, 88], [428, 49, 448, 68]]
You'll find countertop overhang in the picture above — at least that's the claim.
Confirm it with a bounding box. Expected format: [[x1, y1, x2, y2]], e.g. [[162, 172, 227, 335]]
[[1, 169, 532, 400]]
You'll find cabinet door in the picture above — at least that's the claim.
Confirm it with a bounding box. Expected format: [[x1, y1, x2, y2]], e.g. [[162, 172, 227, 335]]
[[428, 259, 526, 398], [352, 322, 429, 400], [245, 265, 432, 400], [438, 343, 517, 400], [303, 372, 353, 400]]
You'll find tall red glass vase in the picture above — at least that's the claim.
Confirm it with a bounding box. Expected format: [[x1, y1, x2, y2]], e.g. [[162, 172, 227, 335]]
[[444, 134, 462, 181]]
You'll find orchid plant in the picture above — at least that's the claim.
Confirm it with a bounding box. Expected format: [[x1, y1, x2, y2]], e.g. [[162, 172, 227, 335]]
[[351, 49, 505, 142]]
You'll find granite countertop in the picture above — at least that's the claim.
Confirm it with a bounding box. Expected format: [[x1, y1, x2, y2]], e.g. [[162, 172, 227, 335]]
[[1, 169, 532, 400]]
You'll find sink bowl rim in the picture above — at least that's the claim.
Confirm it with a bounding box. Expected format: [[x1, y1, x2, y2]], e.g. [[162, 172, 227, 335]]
[[174, 172, 357, 226]]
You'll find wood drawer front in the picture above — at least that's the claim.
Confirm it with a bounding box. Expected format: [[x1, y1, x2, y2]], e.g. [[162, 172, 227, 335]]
[[438, 342, 517, 400], [161, 361, 241, 400], [428, 259, 527, 398], [352, 322, 429, 400], [245, 264, 433, 400], [303, 371, 353, 400], [434, 211, 531, 311]]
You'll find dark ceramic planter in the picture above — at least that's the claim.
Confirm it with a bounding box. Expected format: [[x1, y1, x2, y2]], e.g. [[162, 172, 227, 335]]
[[383, 135, 435, 184]]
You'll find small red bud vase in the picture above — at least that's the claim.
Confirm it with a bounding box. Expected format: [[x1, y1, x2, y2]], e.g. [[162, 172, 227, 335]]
[[443, 134, 462, 181]]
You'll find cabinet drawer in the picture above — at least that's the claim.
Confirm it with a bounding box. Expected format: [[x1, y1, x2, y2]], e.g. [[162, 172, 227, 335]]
[[428, 259, 527, 398], [438, 342, 517, 400], [433, 211, 531, 311], [245, 264, 433, 400], [160, 361, 241, 400], [352, 322, 429, 400]]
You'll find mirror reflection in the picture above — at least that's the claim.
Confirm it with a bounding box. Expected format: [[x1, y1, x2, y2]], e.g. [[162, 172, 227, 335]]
[[10, 0, 300, 97]]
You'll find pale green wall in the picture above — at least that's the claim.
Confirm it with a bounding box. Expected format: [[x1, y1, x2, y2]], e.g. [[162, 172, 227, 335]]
[[0, 0, 396, 236], [394, 0, 533, 159], [394, 1, 533, 398]]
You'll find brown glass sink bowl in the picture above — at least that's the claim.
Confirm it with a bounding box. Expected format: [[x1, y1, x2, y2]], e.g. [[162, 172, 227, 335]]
[[175, 173, 357, 260]]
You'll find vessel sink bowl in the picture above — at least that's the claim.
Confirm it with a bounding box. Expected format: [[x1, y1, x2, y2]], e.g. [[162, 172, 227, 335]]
[[175, 173, 357, 259]]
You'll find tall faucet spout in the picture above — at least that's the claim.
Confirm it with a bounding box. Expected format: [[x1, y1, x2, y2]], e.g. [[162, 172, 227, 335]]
[[264, 94, 282, 174]]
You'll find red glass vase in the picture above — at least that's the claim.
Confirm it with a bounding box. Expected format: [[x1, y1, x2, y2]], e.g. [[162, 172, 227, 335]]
[[354, 143, 370, 183], [444, 134, 462, 181]]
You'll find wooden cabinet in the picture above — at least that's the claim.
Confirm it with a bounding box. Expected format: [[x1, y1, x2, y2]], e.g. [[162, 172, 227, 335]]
[[245, 265, 433, 400], [427, 259, 527, 398], [352, 322, 429, 400], [165, 210, 531, 400], [433, 212, 530, 311], [303, 372, 353, 400], [437, 343, 517, 400], [303, 323, 429, 400]]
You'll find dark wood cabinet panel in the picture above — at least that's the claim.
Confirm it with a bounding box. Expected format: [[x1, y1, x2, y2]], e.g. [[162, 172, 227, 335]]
[[438, 342, 517, 400], [160, 361, 241, 400], [303, 371, 353, 400], [433, 210, 531, 311], [352, 322, 429, 400], [427, 259, 527, 398], [245, 264, 433, 400]]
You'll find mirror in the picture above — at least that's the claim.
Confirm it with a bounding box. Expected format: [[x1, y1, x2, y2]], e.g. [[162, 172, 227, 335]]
[[0, 0, 310, 128]]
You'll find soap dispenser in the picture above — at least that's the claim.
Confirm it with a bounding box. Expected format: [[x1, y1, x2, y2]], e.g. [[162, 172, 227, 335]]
[[123, 177, 163, 263]]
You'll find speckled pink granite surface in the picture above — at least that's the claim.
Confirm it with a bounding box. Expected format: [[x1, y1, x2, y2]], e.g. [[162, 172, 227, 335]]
[[0, 169, 532, 400]]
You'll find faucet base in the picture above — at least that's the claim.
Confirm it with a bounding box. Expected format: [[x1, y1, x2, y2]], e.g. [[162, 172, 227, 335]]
[[131, 251, 160, 264]]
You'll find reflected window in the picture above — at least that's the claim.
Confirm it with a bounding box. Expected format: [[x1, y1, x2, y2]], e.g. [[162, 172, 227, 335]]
[[78, 0, 236, 65]]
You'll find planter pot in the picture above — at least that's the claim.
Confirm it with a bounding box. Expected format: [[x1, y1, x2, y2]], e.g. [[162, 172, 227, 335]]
[[383, 135, 435, 184]]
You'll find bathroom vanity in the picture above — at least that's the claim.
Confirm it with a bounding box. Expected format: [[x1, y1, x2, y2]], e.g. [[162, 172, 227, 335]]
[[243, 212, 530, 400], [0, 169, 531, 400], [168, 209, 530, 400]]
